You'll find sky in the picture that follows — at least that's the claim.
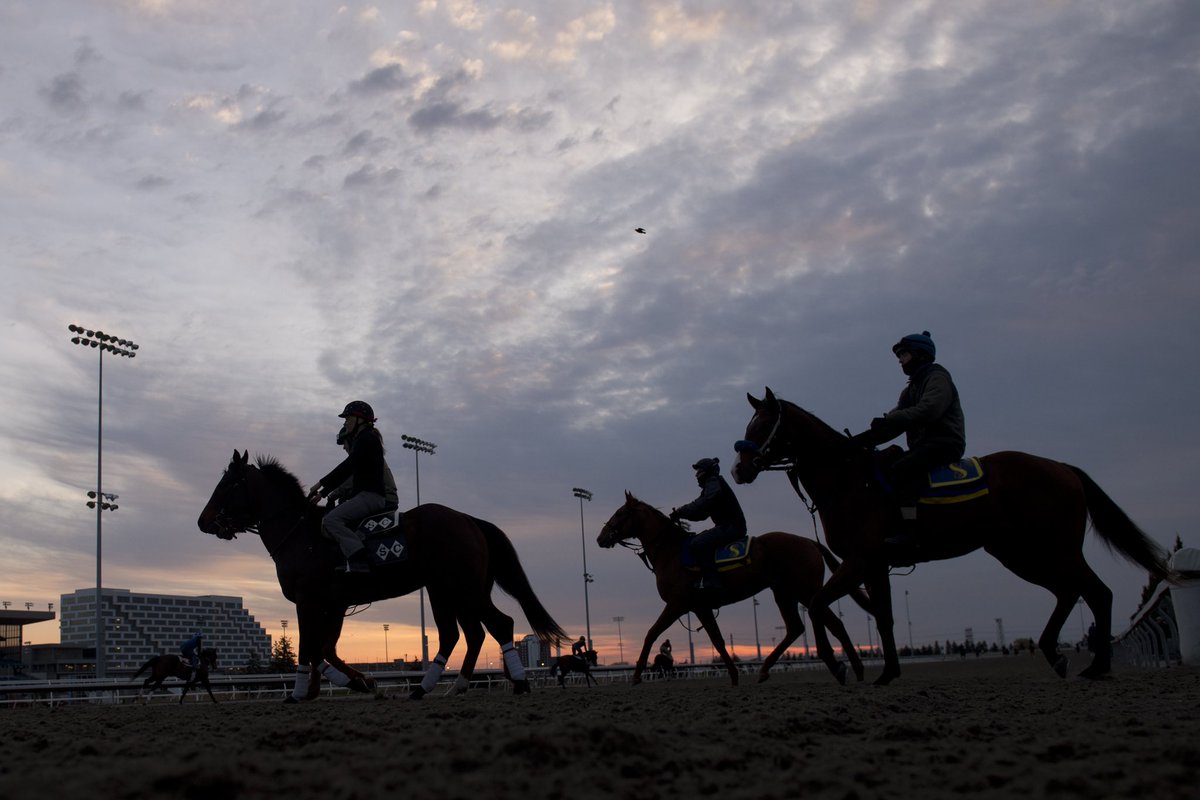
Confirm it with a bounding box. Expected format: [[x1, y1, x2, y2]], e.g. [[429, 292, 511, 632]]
[[2, 0, 1198, 668]]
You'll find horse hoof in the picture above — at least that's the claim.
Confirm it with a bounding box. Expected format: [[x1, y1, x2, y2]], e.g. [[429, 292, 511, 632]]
[[283, 695, 299, 704], [1052, 656, 1069, 679], [348, 678, 372, 693], [409, 687, 426, 701], [513, 680, 532, 696], [1078, 663, 1111, 680], [834, 662, 848, 686], [872, 669, 899, 686]]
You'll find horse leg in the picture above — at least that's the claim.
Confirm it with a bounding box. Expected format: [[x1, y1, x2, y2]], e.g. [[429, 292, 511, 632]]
[[476, 598, 533, 696], [286, 604, 326, 703], [1078, 566, 1114, 679], [863, 567, 900, 685], [410, 586, 461, 700], [200, 672, 219, 704], [805, 559, 867, 679], [632, 604, 688, 686], [760, 594, 805, 683], [452, 615, 486, 695], [821, 606, 865, 683], [694, 607, 738, 686], [319, 614, 375, 694]]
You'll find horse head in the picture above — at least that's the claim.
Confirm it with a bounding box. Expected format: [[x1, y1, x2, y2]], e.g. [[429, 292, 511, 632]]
[[200, 648, 218, 669], [732, 387, 788, 485], [597, 492, 672, 548], [197, 450, 257, 540]]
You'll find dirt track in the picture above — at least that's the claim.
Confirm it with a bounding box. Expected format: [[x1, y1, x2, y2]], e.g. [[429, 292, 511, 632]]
[[2, 655, 1198, 800]]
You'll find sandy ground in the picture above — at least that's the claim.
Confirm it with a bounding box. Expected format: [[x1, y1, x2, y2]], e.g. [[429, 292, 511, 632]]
[[2, 654, 1198, 800]]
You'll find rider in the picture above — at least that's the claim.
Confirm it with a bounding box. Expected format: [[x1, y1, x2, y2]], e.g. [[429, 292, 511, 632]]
[[307, 400, 390, 574], [327, 426, 399, 509], [659, 639, 673, 661], [853, 331, 966, 545], [571, 635, 588, 661], [180, 631, 203, 670], [669, 457, 747, 592]]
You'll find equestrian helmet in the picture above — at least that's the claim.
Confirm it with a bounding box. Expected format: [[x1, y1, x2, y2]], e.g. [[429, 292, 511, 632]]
[[339, 400, 376, 422], [692, 457, 720, 476], [892, 331, 936, 359]]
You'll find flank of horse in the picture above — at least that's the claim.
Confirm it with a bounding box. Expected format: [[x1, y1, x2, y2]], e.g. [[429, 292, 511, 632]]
[[548, 650, 599, 687], [131, 648, 219, 704], [197, 450, 566, 702], [733, 387, 1178, 685], [597, 492, 870, 686]]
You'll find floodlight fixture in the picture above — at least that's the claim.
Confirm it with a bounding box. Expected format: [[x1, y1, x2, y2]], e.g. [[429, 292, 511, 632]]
[[573, 486, 595, 649], [402, 432, 438, 669]]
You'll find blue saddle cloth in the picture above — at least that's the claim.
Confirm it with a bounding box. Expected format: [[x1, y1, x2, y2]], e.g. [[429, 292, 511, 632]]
[[918, 457, 988, 505], [355, 509, 410, 567], [680, 536, 753, 571]]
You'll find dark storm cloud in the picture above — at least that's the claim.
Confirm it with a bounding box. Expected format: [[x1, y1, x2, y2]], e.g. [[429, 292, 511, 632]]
[[40, 72, 87, 114], [349, 64, 407, 94]]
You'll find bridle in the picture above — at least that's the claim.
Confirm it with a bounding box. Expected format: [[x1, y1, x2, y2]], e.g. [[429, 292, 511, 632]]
[[206, 464, 308, 559], [736, 402, 821, 525]]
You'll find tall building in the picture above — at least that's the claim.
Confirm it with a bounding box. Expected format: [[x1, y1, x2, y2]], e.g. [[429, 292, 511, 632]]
[[59, 588, 272, 672], [518, 633, 548, 668]]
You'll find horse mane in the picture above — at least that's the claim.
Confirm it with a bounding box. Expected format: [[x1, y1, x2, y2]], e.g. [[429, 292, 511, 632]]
[[255, 455, 307, 500], [776, 397, 857, 452], [625, 494, 672, 523]]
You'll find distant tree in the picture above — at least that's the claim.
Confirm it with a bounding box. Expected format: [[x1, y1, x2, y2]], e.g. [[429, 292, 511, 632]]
[[270, 636, 297, 671]]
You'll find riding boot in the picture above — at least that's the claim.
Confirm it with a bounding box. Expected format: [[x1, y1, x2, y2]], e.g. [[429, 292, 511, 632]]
[[337, 548, 371, 574]]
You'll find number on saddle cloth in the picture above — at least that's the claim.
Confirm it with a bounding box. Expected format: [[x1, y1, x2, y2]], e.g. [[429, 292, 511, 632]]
[[352, 509, 411, 568], [680, 536, 753, 572]]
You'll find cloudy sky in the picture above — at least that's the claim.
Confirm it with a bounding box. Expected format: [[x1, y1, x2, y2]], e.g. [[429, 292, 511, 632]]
[[3, 1, 1197, 668]]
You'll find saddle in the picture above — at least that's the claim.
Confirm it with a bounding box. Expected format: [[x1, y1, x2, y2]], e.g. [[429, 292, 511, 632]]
[[680, 536, 753, 572], [353, 508, 411, 568], [874, 447, 989, 506]]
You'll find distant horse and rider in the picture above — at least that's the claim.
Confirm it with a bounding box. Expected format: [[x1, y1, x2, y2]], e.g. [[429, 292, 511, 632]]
[[197, 450, 566, 702], [132, 648, 219, 703], [733, 387, 1177, 685], [598, 492, 870, 686], [548, 649, 599, 687]]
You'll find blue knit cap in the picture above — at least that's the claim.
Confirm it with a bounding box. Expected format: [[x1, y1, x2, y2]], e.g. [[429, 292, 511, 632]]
[[892, 331, 936, 358]]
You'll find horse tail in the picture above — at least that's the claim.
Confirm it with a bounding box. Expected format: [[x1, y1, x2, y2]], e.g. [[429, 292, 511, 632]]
[[131, 656, 156, 680], [1066, 464, 1177, 583], [816, 541, 874, 614], [473, 516, 569, 644]]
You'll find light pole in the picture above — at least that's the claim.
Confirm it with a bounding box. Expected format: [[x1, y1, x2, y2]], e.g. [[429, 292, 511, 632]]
[[402, 434, 437, 669], [383, 623, 390, 664], [612, 616, 624, 663], [752, 596, 762, 660], [69, 323, 137, 679], [687, 612, 695, 664], [572, 488, 594, 650], [905, 589, 914, 651]]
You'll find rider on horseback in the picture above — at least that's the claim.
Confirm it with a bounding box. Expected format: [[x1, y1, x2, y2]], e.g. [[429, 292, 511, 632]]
[[852, 331, 966, 547], [307, 400, 392, 574], [571, 635, 587, 660], [180, 631, 203, 670], [669, 457, 747, 592]]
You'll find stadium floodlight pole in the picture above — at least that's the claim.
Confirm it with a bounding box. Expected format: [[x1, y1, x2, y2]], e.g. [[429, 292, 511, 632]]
[[383, 623, 390, 664], [612, 616, 624, 663], [905, 590, 914, 651], [68, 323, 137, 679], [752, 596, 762, 660], [402, 434, 437, 669], [572, 488, 594, 650]]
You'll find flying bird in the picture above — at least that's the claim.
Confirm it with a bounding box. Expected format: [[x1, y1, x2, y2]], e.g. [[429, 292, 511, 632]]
[[634, 227, 646, 234]]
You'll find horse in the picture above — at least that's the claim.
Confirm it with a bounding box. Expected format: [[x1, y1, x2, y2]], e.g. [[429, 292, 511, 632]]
[[197, 450, 566, 702], [547, 649, 599, 687], [732, 387, 1178, 685], [131, 648, 219, 703], [597, 492, 870, 686], [650, 652, 675, 680]]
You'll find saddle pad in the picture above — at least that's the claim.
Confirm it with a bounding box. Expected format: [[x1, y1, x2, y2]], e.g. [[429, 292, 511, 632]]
[[919, 457, 989, 505], [681, 536, 753, 571], [357, 509, 410, 567]]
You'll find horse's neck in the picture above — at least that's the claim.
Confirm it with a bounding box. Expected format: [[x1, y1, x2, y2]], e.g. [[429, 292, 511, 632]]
[[783, 405, 857, 505], [638, 513, 686, 566], [252, 473, 316, 559]]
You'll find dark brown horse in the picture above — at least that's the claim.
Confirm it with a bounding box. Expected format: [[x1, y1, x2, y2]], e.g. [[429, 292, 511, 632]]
[[132, 648, 219, 703], [597, 492, 869, 686], [547, 649, 598, 687], [197, 450, 566, 701], [733, 388, 1178, 685]]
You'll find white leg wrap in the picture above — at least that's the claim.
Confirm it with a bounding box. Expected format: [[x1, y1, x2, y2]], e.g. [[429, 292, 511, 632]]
[[291, 665, 312, 700], [420, 654, 447, 693], [502, 642, 526, 680], [319, 661, 351, 687]]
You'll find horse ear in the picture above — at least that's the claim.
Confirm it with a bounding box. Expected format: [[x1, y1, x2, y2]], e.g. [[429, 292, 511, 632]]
[[625, 490, 633, 502], [763, 387, 779, 410], [239, 450, 249, 466], [747, 392, 762, 410]]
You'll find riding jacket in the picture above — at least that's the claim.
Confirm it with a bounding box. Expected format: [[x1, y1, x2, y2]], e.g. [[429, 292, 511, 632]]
[[319, 426, 387, 499], [674, 474, 747, 534], [883, 363, 966, 455]]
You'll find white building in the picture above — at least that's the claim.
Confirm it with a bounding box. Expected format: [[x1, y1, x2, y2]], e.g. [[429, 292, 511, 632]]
[[59, 587, 272, 672]]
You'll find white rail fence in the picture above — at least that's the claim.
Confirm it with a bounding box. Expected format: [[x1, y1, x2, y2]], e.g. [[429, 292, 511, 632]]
[[1113, 547, 1199, 669]]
